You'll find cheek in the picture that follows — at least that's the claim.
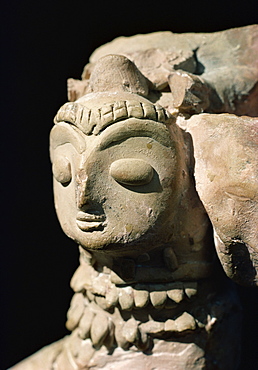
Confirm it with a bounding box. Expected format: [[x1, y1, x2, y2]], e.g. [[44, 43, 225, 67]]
[[102, 182, 173, 228]]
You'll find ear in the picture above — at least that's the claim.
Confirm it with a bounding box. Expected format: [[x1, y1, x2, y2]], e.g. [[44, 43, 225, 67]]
[[187, 113, 258, 286]]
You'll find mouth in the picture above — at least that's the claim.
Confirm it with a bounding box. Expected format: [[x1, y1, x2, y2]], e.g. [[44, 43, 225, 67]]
[[76, 211, 106, 231]]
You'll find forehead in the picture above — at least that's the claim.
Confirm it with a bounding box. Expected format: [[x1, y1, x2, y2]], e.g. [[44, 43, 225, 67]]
[[50, 118, 174, 156]]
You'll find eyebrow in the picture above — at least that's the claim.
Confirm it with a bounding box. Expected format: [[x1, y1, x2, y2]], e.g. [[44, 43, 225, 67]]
[[97, 119, 173, 150], [50, 123, 86, 155]]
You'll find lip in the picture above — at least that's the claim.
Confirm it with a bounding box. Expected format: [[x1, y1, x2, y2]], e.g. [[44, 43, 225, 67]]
[[76, 211, 106, 231]]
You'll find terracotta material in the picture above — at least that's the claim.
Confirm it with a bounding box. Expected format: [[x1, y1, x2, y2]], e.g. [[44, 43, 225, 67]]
[[12, 25, 258, 369], [187, 114, 258, 286]]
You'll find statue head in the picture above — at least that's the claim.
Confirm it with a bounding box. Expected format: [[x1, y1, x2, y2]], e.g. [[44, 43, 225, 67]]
[[49, 54, 213, 285], [50, 91, 187, 255]]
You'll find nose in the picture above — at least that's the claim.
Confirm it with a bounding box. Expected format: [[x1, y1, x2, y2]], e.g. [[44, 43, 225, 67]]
[[76, 168, 91, 209]]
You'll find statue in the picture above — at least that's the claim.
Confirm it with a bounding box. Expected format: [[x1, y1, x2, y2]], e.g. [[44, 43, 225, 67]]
[[12, 25, 258, 369]]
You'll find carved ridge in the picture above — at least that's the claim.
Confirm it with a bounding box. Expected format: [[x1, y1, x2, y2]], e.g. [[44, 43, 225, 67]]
[[54, 100, 171, 135]]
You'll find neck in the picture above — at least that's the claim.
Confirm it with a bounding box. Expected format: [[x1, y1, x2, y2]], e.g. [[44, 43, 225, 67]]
[[48, 244, 242, 369], [66, 245, 237, 350]]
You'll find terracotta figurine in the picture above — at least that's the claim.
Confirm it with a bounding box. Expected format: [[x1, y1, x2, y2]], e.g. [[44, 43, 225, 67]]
[[12, 25, 258, 369]]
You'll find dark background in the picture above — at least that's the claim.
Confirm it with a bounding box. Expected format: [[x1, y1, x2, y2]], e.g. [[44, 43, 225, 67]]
[[1, 1, 257, 369]]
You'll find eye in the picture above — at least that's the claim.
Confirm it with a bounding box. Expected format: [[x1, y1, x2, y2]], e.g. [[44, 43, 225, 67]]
[[52, 156, 72, 185], [110, 158, 154, 186]]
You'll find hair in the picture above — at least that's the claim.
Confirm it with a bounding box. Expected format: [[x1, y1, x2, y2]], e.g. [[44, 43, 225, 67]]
[[54, 99, 171, 136]]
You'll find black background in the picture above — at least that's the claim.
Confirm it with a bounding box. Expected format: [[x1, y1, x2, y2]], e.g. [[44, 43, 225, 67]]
[[1, 1, 258, 369]]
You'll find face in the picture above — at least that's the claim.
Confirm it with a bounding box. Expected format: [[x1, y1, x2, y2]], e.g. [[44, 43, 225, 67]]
[[50, 118, 182, 254]]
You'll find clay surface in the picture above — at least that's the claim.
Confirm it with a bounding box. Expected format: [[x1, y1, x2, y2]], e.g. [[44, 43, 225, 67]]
[[71, 25, 258, 117], [187, 114, 258, 286], [12, 25, 257, 369]]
